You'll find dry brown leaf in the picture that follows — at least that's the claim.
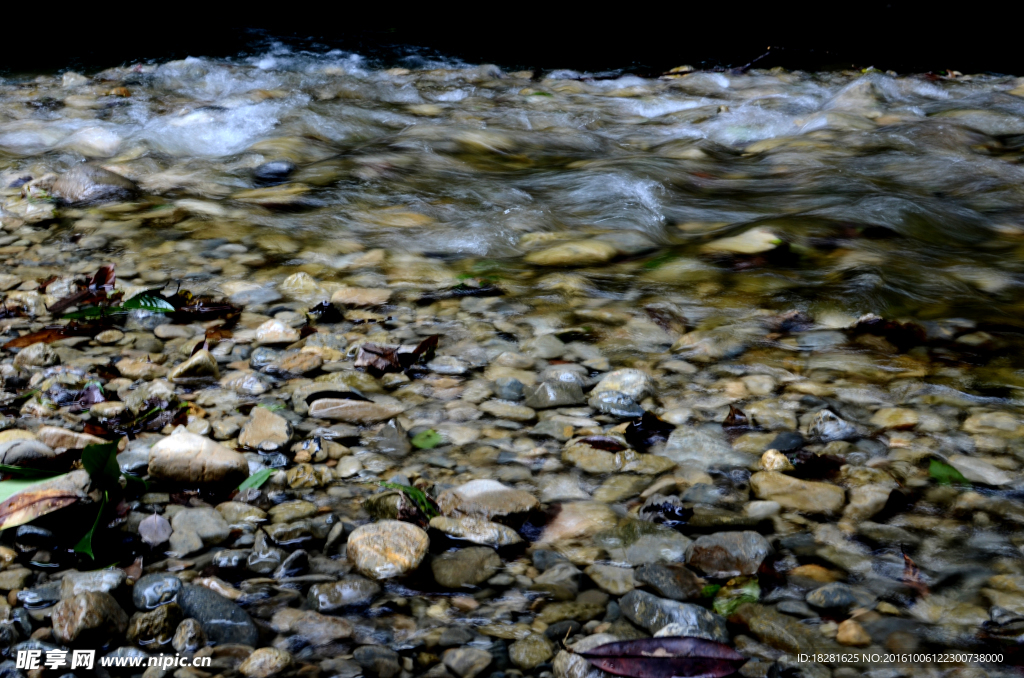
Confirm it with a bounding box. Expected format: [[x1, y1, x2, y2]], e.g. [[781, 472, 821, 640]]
[[0, 488, 81, 530]]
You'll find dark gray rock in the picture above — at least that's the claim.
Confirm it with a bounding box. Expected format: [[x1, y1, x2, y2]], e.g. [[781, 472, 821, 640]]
[[492, 377, 525, 401], [633, 563, 703, 601], [767, 432, 804, 452], [353, 646, 401, 678], [132, 574, 182, 611], [524, 381, 585, 409], [438, 625, 475, 647], [685, 531, 771, 578], [254, 160, 297, 186], [619, 590, 728, 641], [532, 549, 568, 572], [432, 547, 502, 588], [588, 390, 645, 418], [175, 584, 258, 646], [805, 582, 876, 611]]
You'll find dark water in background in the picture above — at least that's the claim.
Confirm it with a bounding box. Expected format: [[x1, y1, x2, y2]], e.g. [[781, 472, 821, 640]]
[[8, 8, 1024, 77]]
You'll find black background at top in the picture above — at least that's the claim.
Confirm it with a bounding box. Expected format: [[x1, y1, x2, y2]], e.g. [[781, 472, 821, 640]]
[[4, 5, 1023, 76]]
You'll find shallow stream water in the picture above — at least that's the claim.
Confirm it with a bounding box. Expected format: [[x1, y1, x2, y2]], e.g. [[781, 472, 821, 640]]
[[0, 46, 1023, 678]]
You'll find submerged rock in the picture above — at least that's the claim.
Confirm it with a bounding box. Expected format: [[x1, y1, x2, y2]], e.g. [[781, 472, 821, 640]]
[[51, 165, 138, 204], [148, 431, 249, 484], [347, 520, 430, 579], [175, 584, 258, 646], [436, 479, 540, 519]]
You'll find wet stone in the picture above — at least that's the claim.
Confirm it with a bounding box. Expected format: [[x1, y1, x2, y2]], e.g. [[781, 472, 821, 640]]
[[509, 634, 555, 670], [307, 576, 381, 611], [443, 647, 493, 678], [589, 390, 645, 418], [172, 618, 206, 653], [492, 376, 525, 400], [354, 646, 401, 678], [685, 531, 771, 578], [347, 520, 430, 579], [432, 547, 502, 588], [127, 602, 183, 646], [60, 570, 125, 598], [175, 584, 259, 646], [429, 516, 523, 547], [633, 563, 704, 601], [619, 590, 729, 641], [133, 574, 183, 610], [805, 582, 877, 611], [437, 479, 540, 519], [238, 406, 293, 451], [524, 380, 585, 409], [240, 648, 292, 678], [52, 591, 129, 644]]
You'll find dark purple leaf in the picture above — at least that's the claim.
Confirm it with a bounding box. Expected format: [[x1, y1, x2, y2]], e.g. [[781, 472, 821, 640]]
[[577, 435, 627, 452], [625, 412, 675, 451], [304, 390, 371, 406], [580, 637, 745, 678]]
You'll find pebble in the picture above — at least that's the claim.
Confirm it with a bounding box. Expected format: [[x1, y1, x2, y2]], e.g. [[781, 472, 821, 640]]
[[593, 369, 654, 401], [749, 471, 846, 514], [307, 576, 381, 610], [436, 479, 541, 519], [432, 547, 502, 588], [148, 430, 250, 484], [238, 406, 293, 451], [51, 591, 128, 643], [307, 398, 405, 424], [619, 590, 729, 641], [443, 647, 493, 678], [239, 648, 292, 678], [347, 520, 430, 579], [525, 241, 617, 267], [175, 584, 259, 646], [685, 531, 771, 578], [428, 515, 523, 547]]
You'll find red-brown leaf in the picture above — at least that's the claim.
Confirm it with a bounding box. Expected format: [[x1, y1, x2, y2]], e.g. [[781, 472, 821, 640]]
[[724, 405, 748, 428], [2, 324, 95, 349], [580, 637, 745, 678], [902, 551, 929, 597], [355, 343, 402, 373], [90, 264, 116, 292]]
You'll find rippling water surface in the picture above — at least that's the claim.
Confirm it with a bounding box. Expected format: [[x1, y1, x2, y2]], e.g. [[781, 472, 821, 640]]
[[3, 50, 1024, 322]]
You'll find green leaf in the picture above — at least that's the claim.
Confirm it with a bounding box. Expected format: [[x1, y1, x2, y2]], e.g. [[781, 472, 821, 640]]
[[122, 293, 174, 313], [63, 292, 174, 320], [73, 491, 107, 560], [237, 468, 274, 491], [0, 465, 61, 479], [0, 476, 65, 504], [81, 442, 122, 490], [379, 481, 438, 519], [712, 577, 760, 617], [411, 429, 442, 449], [700, 584, 721, 598], [929, 459, 970, 486]]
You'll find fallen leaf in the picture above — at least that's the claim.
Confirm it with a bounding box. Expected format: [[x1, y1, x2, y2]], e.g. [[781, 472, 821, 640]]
[[304, 390, 371, 406], [0, 487, 80, 530], [2, 323, 97, 348], [902, 550, 929, 597], [579, 636, 746, 678], [625, 412, 675, 451], [577, 435, 627, 452], [723, 405, 748, 428], [355, 343, 402, 373]]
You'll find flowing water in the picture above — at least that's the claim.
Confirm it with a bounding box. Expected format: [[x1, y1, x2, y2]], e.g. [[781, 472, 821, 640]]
[[1, 45, 1024, 678]]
